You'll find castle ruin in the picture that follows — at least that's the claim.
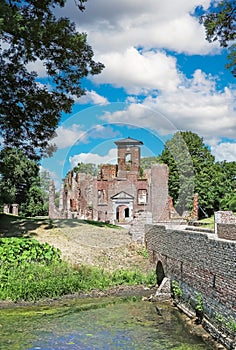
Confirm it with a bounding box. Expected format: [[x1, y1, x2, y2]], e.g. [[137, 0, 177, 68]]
[[49, 137, 180, 226]]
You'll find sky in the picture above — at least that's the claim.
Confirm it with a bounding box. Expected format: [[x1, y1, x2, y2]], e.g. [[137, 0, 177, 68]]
[[40, 0, 236, 188]]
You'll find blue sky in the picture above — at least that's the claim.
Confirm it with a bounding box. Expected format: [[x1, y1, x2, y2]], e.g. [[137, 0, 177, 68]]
[[39, 0, 235, 187]]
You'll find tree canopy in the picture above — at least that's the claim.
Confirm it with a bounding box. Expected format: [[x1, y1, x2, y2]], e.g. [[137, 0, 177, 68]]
[[200, 0, 236, 77], [0, 0, 104, 159], [72, 162, 99, 176], [158, 131, 236, 217], [0, 148, 44, 214]]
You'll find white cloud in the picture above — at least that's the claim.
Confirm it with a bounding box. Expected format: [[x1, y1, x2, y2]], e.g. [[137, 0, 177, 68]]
[[59, 0, 214, 55], [101, 69, 236, 141], [69, 148, 117, 167], [74, 90, 109, 105], [211, 142, 236, 162], [144, 71, 236, 140], [88, 125, 121, 140], [51, 0, 235, 164], [53, 124, 87, 149], [92, 48, 180, 94]]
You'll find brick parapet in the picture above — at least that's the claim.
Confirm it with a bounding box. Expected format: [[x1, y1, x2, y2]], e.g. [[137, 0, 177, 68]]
[[217, 224, 236, 241], [145, 224, 236, 347]]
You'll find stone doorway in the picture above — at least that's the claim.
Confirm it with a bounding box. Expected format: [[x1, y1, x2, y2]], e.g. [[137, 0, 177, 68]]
[[116, 205, 130, 222], [111, 191, 134, 223]]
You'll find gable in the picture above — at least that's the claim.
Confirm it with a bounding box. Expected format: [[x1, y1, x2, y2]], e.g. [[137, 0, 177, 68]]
[[111, 191, 134, 200]]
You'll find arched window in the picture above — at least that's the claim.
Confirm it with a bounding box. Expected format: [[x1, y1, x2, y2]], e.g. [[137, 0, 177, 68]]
[[125, 153, 131, 163]]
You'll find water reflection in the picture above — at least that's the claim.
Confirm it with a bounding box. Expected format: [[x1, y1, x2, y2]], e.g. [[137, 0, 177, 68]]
[[0, 299, 212, 349]]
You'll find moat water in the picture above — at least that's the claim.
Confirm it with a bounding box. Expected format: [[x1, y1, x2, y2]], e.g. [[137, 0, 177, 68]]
[[0, 298, 213, 350]]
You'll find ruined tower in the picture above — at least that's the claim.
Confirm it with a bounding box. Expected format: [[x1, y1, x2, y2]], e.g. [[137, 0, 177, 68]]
[[115, 137, 143, 178]]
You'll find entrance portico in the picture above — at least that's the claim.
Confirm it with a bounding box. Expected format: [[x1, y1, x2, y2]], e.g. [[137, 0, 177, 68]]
[[111, 191, 134, 223]]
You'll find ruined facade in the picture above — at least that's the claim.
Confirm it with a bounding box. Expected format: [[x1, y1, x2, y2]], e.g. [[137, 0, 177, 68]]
[[49, 137, 177, 224]]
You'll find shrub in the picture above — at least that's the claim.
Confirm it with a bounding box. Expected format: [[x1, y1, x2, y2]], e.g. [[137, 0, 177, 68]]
[[0, 237, 61, 265]]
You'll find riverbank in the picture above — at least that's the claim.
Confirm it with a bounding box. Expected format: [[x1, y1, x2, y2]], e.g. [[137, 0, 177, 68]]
[[0, 216, 154, 273], [0, 284, 157, 309], [0, 216, 157, 303], [0, 216, 228, 349]]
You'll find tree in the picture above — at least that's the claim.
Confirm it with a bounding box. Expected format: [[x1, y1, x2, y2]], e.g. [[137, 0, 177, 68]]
[[200, 1, 236, 77], [215, 161, 236, 210], [72, 162, 99, 176], [159, 131, 215, 216], [0, 0, 104, 159], [0, 148, 47, 216], [20, 181, 48, 217], [140, 156, 159, 170], [160, 131, 236, 217]]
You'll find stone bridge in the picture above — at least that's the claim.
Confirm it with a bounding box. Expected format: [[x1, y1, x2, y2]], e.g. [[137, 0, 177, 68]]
[[145, 224, 236, 350]]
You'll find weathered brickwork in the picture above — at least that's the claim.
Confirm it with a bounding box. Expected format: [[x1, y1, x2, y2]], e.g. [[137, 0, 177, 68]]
[[217, 224, 236, 241], [145, 225, 236, 348], [49, 137, 172, 227], [3, 203, 19, 216], [214, 211, 236, 241]]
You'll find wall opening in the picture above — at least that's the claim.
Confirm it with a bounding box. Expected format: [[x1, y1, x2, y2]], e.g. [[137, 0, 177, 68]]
[[116, 205, 130, 222], [156, 260, 165, 286], [116, 207, 119, 221], [125, 153, 131, 163]]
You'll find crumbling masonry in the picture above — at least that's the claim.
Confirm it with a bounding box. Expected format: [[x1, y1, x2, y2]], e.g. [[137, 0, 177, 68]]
[[49, 137, 184, 226]]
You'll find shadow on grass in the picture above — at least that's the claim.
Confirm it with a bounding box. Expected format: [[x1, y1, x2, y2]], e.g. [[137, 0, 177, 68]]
[[0, 214, 120, 238]]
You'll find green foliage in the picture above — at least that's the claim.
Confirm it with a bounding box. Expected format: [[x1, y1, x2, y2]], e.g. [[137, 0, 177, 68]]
[[195, 292, 204, 312], [0, 148, 39, 204], [0, 148, 48, 217], [39, 169, 52, 210], [0, 0, 104, 159], [136, 246, 149, 259], [215, 314, 236, 334], [159, 131, 214, 215], [198, 215, 215, 228], [225, 317, 236, 333], [159, 131, 236, 217], [228, 197, 236, 212], [140, 157, 159, 169], [200, 1, 236, 77], [72, 162, 99, 176], [171, 280, 183, 299], [111, 269, 155, 286], [213, 161, 236, 211], [0, 238, 61, 265], [0, 262, 156, 302], [20, 183, 48, 217], [0, 236, 155, 302]]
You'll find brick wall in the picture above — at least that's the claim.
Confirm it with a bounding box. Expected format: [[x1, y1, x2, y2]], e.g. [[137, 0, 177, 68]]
[[150, 164, 170, 222], [145, 225, 236, 347], [215, 211, 236, 241], [217, 224, 236, 241]]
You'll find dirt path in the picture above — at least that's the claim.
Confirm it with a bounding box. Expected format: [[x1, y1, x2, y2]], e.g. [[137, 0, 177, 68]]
[[30, 220, 154, 273]]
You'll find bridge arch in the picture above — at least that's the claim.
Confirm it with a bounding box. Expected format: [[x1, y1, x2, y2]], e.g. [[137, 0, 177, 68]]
[[156, 260, 165, 286]]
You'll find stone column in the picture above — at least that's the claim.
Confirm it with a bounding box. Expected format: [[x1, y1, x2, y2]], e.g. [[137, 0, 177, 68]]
[[3, 204, 10, 214], [12, 204, 19, 216]]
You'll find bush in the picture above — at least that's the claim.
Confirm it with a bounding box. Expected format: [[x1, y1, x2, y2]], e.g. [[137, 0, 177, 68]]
[[0, 238, 156, 302], [0, 263, 156, 302], [0, 237, 61, 264]]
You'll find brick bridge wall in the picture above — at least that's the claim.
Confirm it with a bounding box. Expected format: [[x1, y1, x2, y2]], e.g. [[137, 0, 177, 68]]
[[145, 225, 236, 348]]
